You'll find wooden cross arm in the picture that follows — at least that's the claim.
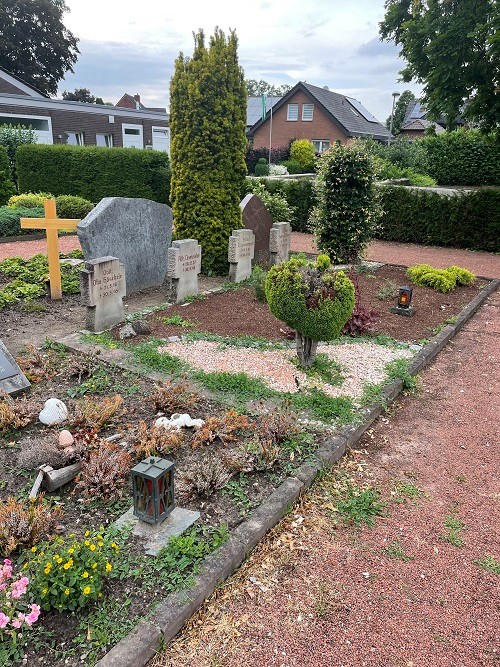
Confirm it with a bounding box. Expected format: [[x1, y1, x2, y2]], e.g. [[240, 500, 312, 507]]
[[20, 218, 80, 230]]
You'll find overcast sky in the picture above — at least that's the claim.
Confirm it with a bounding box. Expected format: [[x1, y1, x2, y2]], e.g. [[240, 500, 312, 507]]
[[59, 0, 422, 123]]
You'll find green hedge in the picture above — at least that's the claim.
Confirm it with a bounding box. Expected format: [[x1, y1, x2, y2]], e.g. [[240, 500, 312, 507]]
[[244, 177, 315, 232], [16, 144, 170, 204], [0, 206, 44, 237], [0, 146, 15, 206], [421, 131, 500, 186], [377, 186, 500, 253]]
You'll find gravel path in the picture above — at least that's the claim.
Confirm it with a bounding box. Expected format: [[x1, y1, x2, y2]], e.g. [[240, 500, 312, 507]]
[[150, 288, 499, 667], [0, 234, 80, 260]]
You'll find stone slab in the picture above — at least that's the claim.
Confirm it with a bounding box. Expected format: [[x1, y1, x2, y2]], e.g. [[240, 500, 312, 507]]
[[0, 339, 30, 396], [167, 239, 202, 303], [113, 506, 200, 556], [240, 193, 273, 265], [228, 228, 255, 282], [269, 221, 291, 265], [77, 197, 172, 296], [80, 256, 126, 332], [94, 621, 161, 667]]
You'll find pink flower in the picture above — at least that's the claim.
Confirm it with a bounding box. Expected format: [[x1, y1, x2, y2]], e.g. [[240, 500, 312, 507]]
[[18, 577, 29, 588], [24, 605, 40, 626], [0, 612, 10, 628], [11, 588, 22, 599], [11, 618, 22, 629]]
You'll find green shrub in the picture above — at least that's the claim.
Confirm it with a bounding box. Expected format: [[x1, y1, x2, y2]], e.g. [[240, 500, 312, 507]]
[[446, 266, 475, 285], [250, 182, 294, 222], [16, 144, 170, 204], [244, 177, 316, 232], [406, 264, 474, 292], [265, 255, 355, 367], [421, 130, 500, 186], [254, 157, 269, 177], [8, 192, 53, 208], [0, 146, 15, 206], [312, 140, 380, 263], [290, 139, 316, 172], [0, 125, 37, 186], [249, 265, 267, 301], [377, 186, 500, 252], [0, 206, 44, 237], [373, 156, 436, 186], [55, 194, 94, 218], [281, 159, 302, 174]]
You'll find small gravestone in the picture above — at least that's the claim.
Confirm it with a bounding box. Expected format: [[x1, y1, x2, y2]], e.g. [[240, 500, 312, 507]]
[[80, 257, 126, 332], [240, 194, 273, 265], [77, 197, 172, 295], [269, 221, 292, 265], [0, 339, 30, 396], [228, 229, 255, 282], [167, 240, 202, 303]]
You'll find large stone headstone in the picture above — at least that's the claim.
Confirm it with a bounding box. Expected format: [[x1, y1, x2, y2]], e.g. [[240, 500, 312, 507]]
[[270, 221, 292, 265], [167, 240, 202, 303], [77, 197, 172, 295], [0, 339, 30, 396], [240, 194, 273, 265], [80, 256, 126, 332], [228, 229, 255, 283]]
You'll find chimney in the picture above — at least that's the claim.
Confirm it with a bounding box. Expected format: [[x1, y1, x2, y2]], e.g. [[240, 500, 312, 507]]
[[134, 94, 141, 109]]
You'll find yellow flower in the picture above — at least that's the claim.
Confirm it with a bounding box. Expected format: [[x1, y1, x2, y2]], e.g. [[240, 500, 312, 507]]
[[31, 546, 37, 552], [69, 533, 75, 538], [63, 559, 73, 570], [64, 589, 70, 595], [68, 548, 75, 554], [83, 586, 91, 595], [82, 571, 89, 578], [42, 588, 47, 595], [84, 540, 90, 547], [23, 563, 28, 570], [53, 555, 58, 560], [85, 531, 90, 537], [57, 557, 63, 564], [89, 544, 96, 552], [98, 542, 104, 547], [44, 567, 51, 574], [98, 592, 103, 598], [111, 542, 118, 550], [105, 563, 112, 572], [92, 562, 98, 569]]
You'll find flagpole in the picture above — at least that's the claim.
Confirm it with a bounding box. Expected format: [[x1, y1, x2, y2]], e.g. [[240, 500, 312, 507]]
[[269, 91, 273, 167]]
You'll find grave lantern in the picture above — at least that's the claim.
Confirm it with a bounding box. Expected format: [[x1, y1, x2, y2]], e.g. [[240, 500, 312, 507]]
[[390, 285, 415, 317], [131, 457, 174, 525]]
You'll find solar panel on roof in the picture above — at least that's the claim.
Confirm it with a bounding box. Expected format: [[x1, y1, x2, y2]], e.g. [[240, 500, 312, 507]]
[[345, 97, 380, 123]]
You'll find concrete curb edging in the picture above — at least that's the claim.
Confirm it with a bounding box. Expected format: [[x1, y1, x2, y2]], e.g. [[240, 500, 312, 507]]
[[68, 280, 498, 667]]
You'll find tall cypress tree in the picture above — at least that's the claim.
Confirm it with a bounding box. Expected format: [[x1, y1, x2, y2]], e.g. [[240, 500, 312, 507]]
[[169, 28, 247, 275]]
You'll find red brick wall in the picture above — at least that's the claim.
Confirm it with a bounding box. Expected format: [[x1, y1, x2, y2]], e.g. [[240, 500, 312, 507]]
[[252, 90, 349, 149], [0, 102, 168, 147]]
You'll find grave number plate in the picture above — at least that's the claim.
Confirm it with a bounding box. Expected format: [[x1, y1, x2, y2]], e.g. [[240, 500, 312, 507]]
[[0, 350, 17, 382]]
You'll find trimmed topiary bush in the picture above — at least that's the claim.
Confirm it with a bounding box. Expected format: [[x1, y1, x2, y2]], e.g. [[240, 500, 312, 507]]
[[0, 206, 44, 237], [290, 139, 316, 173], [55, 195, 94, 219], [8, 192, 53, 208], [312, 140, 380, 263], [254, 157, 269, 177], [265, 254, 355, 367]]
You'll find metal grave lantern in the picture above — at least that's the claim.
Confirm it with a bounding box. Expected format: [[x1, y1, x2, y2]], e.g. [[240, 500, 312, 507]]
[[131, 457, 174, 524], [390, 285, 415, 317]]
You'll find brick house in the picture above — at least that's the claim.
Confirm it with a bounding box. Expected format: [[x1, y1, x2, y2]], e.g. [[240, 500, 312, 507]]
[[247, 81, 391, 152], [0, 67, 170, 151]]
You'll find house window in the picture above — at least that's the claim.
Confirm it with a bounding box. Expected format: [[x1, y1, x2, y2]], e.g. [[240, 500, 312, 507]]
[[302, 104, 314, 121], [287, 104, 299, 121], [312, 140, 330, 153], [0, 113, 52, 144], [67, 132, 84, 146], [96, 133, 113, 147]]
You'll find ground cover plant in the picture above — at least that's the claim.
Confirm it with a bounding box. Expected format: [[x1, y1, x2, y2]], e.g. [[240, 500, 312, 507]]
[[0, 262, 485, 665]]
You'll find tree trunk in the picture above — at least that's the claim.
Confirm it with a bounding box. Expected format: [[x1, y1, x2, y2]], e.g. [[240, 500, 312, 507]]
[[295, 332, 318, 368]]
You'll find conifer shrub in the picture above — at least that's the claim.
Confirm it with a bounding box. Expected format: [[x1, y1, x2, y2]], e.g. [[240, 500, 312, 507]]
[[406, 264, 475, 292], [265, 254, 355, 367], [289, 139, 316, 172], [0, 146, 15, 206], [312, 140, 380, 263], [254, 158, 269, 176]]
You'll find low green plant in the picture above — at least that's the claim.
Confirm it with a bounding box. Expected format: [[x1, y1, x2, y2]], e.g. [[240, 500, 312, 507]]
[[0, 205, 45, 237], [392, 480, 425, 504], [385, 358, 420, 393], [7, 192, 53, 209], [382, 540, 415, 562], [162, 314, 196, 327], [291, 389, 355, 424], [249, 265, 267, 302], [195, 370, 275, 403], [293, 352, 344, 387], [25, 529, 119, 611], [446, 265, 475, 286], [473, 555, 500, 575], [407, 263, 474, 293], [223, 474, 253, 515], [442, 509, 465, 547], [377, 279, 398, 301], [131, 340, 188, 376], [336, 483, 386, 526]]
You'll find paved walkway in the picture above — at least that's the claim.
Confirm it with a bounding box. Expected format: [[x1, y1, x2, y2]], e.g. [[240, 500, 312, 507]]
[[151, 283, 499, 667], [1, 233, 499, 278]]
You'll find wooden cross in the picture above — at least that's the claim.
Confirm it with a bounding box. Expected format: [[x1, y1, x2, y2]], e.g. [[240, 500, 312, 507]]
[[20, 199, 80, 300]]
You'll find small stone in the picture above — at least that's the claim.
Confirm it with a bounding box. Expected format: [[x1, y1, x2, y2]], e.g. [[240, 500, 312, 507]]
[[168, 336, 181, 343], [58, 430, 74, 448], [39, 398, 68, 426], [132, 319, 152, 335], [118, 323, 136, 339]]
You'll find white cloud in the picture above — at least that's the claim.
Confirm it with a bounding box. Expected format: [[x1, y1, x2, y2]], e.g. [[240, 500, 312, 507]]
[[60, 0, 422, 121]]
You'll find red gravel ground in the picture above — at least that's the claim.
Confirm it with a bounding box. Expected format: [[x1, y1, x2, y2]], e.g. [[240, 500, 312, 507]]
[[150, 288, 499, 667]]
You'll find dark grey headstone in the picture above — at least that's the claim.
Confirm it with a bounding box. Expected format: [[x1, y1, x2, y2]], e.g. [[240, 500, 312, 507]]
[[77, 197, 173, 295], [0, 340, 30, 396], [240, 194, 273, 265]]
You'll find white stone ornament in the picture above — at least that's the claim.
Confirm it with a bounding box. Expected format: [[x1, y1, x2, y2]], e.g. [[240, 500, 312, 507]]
[[39, 399, 69, 426], [155, 413, 205, 431]]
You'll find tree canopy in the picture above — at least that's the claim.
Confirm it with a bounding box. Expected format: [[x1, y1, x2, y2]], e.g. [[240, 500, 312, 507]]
[[0, 0, 79, 96], [380, 0, 499, 132], [245, 79, 292, 97], [62, 88, 96, 103], [385, 90, 416, 134]]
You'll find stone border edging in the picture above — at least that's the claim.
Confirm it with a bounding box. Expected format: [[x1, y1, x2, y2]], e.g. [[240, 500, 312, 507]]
[[55, 279, 498, 667]]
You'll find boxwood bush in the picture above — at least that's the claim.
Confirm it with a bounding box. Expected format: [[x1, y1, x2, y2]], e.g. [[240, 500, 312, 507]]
[[16, 144, 170, 204], [0, 206, 44, 237]]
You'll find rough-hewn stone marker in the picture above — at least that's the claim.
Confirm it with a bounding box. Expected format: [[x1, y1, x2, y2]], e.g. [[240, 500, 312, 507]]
[[167, 240, 202, 303], [77, 198, 172, 295], [269, 221, 292, 265], [80, 257, 126, 332], [0, 339, 30, 396], [240, 193, 273, 265], [20, 199, 80, 300], [228, 229, 255, 282]]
